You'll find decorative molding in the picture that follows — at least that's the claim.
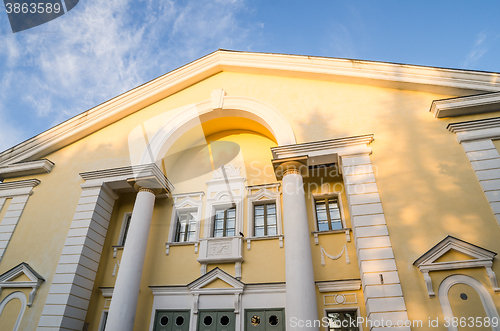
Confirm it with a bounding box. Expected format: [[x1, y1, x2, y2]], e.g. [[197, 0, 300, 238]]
[[438, 275, 500, 331], [211, 88, 226, 110], [0, 262, 44, 306], [320, 245, 350, 266], [0, 159, 54, 180], [187, 267, 245, 294], [431, 92, 500, 118], [448, 117, 500, 142], [80, 163, 173, 195], [414, 236, 499, 297], [271, 134, 374, 167], [167, 192, 204, 251], [100, 287, 114, 298], [212, 164, 241, 179], [0, 291, 27, 331], [197, 237, 244, 276], [313, 229, 351, 245], [139, 96, 296, 166], [316, 279, 362, 293], [0, 179, 40, 198], [246, 187, 282, 242], [1, 50, 499, 166], [0, 182, 40, 260], [323, 293, 357, 306]]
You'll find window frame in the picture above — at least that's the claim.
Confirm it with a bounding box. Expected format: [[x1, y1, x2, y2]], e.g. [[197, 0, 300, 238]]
[[98, 310, 108, 331], [253, 200, 278, 237], [174, 208, 199, 243], [212, 204, 237, 238], [167, 193, 204, 245], [323, 307, 362, 331], [117, 212, 132, 247], [312, 193, 346, 232], [246, 185, 282, 239]]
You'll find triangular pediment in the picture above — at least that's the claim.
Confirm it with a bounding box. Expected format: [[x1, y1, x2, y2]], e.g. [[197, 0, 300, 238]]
[[202, 278, 233, 289], [0, 50, 498, 167], [0, 262, 45, 306], [187, 267, 244, 292], [0, 262, 44, 284], [413, 236, 496, 271]]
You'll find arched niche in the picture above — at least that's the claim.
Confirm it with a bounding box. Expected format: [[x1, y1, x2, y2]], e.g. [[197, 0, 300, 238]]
[[0, 291, 27, 331], [438, 274, 500, 331], [139, 93, 296, 166]]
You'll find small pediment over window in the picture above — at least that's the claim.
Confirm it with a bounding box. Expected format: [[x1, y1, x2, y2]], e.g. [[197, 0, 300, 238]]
[[187, 267, 245, 293], [413, 235, 496, 270], [413, 236, 499, 298], [0, 262, 44, 306]]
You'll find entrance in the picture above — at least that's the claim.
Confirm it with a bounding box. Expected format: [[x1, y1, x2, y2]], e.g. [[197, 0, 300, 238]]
[[244, 309, 285, 331], [198, 310, 236, 331], [153, 310, 190, 331]]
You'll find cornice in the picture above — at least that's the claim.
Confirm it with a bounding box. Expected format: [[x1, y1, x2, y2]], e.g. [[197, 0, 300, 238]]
[[0, 159, 54, 181], [271, 134, 374, 161], [315, 279, 362, 293], [447, 117, 500, 142], [0, 50, 499, 166], [0, 179, 40, 198], [80, 163, 174, 193], [430, 92, 500, 118]]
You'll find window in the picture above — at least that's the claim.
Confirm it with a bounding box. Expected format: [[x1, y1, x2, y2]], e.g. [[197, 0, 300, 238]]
[[117, 213, 132, 246], [98, 311, 108, 331], [315, 197, 342, 231], [213, 207, 236, 237], [327, 310, 359, 331], [254, 202, 277, 237], [174, 210, 197, 242]]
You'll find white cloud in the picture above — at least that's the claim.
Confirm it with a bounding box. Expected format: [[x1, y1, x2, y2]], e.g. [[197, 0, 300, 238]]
[[462, 32, 488, 69], [0, 0, 261, 149]]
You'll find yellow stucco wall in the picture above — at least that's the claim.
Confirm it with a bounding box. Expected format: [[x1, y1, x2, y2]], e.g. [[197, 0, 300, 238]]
[[1, 70, 500, 330]]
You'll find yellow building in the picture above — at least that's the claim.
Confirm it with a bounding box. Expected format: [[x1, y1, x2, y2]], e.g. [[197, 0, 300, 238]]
[[0, 50, 500, 331]]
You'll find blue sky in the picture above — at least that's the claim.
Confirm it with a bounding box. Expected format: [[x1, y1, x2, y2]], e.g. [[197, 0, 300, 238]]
[[0, 0, 499, 152]]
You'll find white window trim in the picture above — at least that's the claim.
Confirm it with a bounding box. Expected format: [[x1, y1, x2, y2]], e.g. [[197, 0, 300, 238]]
[[166, 192, 204, 255], [438, 274, 500, 331], [311, 192, 350, 244], [98, 310, 109, 331], [205, 197, 243, 238], [245, 186, 283, 250], [116, 212, 132, 247], [323, 307, 363, 331], [0, 291, 27, 331]]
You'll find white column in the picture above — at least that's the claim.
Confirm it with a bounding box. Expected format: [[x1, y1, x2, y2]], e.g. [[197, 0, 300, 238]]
[[105, 188, 156, 331], [281, 166, 319, 331]]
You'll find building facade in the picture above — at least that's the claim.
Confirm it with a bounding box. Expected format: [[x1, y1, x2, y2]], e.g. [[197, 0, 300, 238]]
[[1, 50, 500, 331]]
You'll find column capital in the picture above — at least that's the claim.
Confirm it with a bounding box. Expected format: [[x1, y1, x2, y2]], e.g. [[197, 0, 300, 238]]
[[272, 156, 308, 180]]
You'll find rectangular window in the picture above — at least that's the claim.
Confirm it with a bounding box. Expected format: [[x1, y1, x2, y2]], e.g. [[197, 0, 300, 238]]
[[254, 203, 277, 237], [213, 207, 236, 237], [175, 210, 197, 242], [327, 310, 359, 331], [315, 197, 342, 231], [117, 213, 132, 246], [98, 311, 108, 331]]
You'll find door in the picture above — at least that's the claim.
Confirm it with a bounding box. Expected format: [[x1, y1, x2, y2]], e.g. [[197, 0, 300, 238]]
[[245, 309, 285, 331], [153, 310, 190, 331], [198, 310, 236, 331]]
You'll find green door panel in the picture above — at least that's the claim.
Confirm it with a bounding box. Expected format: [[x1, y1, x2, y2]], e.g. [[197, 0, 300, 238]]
[[153, 310, 190, 331], [265, 310, 284, 331], [216, 311, 235, 331], [245, 310, 266, 331], [172, 310, 190, 331], [198, 311, 217, 331], [154, 311, 173, 331]]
